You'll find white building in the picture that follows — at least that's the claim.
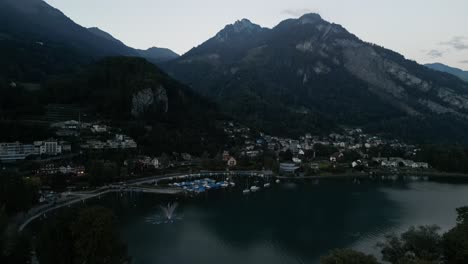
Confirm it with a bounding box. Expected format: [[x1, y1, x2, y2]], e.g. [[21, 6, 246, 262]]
[[139, 157, 160, 168], [381, 160, 398, 167], [91, 124, 108, 133], [280, 163, 300, 174], [81, 135, 137, 150], [0, 139, 66, 162], [181, 153, 192, 161], [292, 157, 302, 164], [0, 142, 36, 162], [34, 140, 62, 155]]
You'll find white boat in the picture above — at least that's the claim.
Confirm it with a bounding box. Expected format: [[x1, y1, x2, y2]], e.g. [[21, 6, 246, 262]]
[[243, 189, 250, 194], [275, 179, 280, 184], [230, 182, 236, 187], [264, 183, 271, 188]]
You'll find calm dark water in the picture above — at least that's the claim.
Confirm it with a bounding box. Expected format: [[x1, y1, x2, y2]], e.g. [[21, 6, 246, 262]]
[[44, 178, 468, 264]]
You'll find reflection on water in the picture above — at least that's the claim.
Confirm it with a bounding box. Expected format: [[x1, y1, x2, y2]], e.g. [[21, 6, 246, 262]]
[[36, 179, 468, 264], [350, 181, 468, 258]]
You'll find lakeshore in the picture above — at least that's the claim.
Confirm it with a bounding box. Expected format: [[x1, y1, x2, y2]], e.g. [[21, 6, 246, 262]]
[[278, 170, 468, 180], [19, 168, 468, 232]]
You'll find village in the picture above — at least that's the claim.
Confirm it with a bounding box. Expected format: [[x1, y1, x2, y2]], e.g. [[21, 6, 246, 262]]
[[0, 119, 432, 203], [221, 121, 429, 175]]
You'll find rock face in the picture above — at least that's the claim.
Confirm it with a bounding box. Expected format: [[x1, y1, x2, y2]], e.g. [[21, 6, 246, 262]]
[[163, 13, 468, 142], [131, 86, 169, 117], [51, 57, 220, 133]]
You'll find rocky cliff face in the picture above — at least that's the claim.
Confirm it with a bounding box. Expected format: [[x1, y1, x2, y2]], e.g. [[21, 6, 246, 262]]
[[337, 39, 468, 117], [131, 86, 169, 117], [53, 57, 218, 125]]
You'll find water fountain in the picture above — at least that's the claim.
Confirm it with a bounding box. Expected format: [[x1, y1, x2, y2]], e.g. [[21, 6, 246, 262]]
[[160, 202, 178, 221], [145, 202, 182, 224]]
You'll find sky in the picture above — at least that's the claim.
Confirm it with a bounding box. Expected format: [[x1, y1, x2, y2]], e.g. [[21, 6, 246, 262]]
[[44, 0, 468, 70]]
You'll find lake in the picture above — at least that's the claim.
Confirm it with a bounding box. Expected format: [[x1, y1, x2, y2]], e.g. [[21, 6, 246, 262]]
[[46, 177, 468, 264]]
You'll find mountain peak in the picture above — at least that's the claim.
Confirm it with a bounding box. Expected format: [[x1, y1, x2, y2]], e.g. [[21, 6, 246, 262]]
[[136, 47, 179, 63], [232, 19, 258, 32], [229, 18, 263, 33], [298, 13, 324, 24], [213, 18, 266, 43]]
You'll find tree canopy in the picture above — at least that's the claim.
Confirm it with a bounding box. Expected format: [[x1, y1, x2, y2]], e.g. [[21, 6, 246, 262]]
[[36, 206, 129, 264]]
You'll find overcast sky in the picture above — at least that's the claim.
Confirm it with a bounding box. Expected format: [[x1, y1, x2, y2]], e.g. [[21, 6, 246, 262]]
[[44, 0, 468, 70]]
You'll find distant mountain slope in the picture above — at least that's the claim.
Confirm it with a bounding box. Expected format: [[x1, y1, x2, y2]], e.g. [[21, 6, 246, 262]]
[[0, 0, 180, 82], [87, 27, 126, 44], [163, 14, 468, 143], [86, 27, 179, 63], [425, 63, 468, 82], [0, 0, 136, 57], [136, 47, 180, 63], [0, 0, 138, 82], [86, 27, 179, 64]]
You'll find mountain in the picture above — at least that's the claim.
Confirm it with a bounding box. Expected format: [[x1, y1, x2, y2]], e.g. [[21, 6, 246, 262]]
[[0, 0, 139, 82], [87, 27, 126, 45], [183, 19, 270, 63], [136, 47, 180, 63], [0, 0, 180, 82], [163, 14, 468, 143], [86, 27, 179, 63], [45, 57, 216, 120], [24, 57, 224, 154], [425, 63, 468, 82], [0, 0, 223, 153], [0, 0, 136, 57]]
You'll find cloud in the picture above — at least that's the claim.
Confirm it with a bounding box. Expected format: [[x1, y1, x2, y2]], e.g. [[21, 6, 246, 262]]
[[426, 49, 445, 58], [440, 36, 468, 51], [282, 8, 318, 17]]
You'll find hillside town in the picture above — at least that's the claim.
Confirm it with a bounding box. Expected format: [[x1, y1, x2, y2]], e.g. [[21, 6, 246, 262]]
[[1, 118, 434, 204], [222, 121, 429, 175]]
